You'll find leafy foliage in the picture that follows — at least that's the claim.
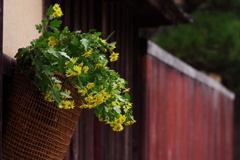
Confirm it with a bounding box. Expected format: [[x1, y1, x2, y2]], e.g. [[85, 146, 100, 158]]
[[15, 4, 135, 131], [151, 10, 240, 91]]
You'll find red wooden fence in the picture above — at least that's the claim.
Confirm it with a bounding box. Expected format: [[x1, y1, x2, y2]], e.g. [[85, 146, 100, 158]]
[[142, 40, 234, 160]]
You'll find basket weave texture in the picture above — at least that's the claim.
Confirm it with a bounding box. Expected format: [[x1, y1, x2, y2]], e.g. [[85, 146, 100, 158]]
[[3, 69, 82, 159]]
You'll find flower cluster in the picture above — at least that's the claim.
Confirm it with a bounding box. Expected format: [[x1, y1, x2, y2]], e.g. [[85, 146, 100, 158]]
[[48, 36, 59, 48], [15, 4, 135, 132], [52, 4, 63, 18]]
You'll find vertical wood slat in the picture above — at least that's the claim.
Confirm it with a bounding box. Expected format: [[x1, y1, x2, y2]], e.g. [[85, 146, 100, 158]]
[[176, 71, 184, 160], [159, 61, 168, 160], [142, 54, 151, 160], [143, 53, 234, 160], [166, 67, 177, 160], [194, 82, 204, 160], [207, 88, 215, 160]]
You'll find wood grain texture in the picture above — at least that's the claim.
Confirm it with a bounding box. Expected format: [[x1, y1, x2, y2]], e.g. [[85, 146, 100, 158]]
[[143, 53, 234, 160]]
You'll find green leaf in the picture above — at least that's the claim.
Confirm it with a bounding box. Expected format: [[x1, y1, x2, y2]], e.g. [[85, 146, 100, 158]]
[[106, 31, 115, 40], [15, 48, 28, 58], [72, 37, 79, 46], [51, 77, 61, 83], [46, 5, 53, 16], [60, 92, 72, 98], [51, 62, 58, 66], [81, 38, 89, 48], [113, 106, 121, 114], [76, 77, 84, 88], [59, 51, 70, 59], [48, 48, 59, 58], [35, 70, 43, 80], [41, 18, 48, 27], [89, 29, 97, 33], [35, 24, 42, 33], [49, 19, 62, 30], [104, 106, 109, 112], [51, 87, 61, 103], [94, 31, 102, 37], [32, 58, 42, 71], [62, 26, 69, 34], [53, 28, 60, 35], [42, 69, 54, 76], [124, 93, 131, 101], [75, 30, 81, 35]]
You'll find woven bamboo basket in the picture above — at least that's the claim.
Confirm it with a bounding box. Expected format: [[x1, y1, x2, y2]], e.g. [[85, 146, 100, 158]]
[[3, 68, 82, 159]]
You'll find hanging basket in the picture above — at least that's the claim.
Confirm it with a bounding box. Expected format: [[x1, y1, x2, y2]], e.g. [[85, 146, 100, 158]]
[[3, 68, 82, 159]]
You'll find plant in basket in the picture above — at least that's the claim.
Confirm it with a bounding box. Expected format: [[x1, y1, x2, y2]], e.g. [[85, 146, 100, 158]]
[[15, 4, 135, 132]]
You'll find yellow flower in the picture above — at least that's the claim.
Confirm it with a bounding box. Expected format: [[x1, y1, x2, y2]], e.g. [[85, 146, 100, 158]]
[[117, 79, 125, 88], [86, 82, 94, 89], [65, 58, 79, 66], [95, 94, 104, 105], [101, 39, 107, 43], [114, 114, 126, 124], [124, 120, 136, 126], [53, 10, 63, 18], [85, 95, 94, 102], [105, 60, 108, 66], [112, 124, 124, 132], [70, 57, 79, 64], [110, 43, 116, 50], [109, 52, 119, 62], [78, 89, 87, 96], [73, 65, 82, 75], [65, 69, 75, 77], [112, 101, 117, 106], [65, 64, 83, 77], [123, 88, 130, 93], [53, 4, 61, 11], [44, 92, 54, 102], [54, 83, 62, 90], [95, 60, 103, 68], [48, 36, 58, 48], [48, 41, 55, 48], [52, 4, 63, 18], [82, 50, 92, 57], [83, 66, 89, 74], [80, 104, 94, 109], [124, 102, 132, 111], [98, 117, 105, 122], [49, 36, 56, 42], [101, 89, 111, 99], [58, 100, 75, 109]]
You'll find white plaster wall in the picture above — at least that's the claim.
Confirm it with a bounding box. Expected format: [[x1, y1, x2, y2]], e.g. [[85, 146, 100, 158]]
[[3, 0, 43, 58]]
